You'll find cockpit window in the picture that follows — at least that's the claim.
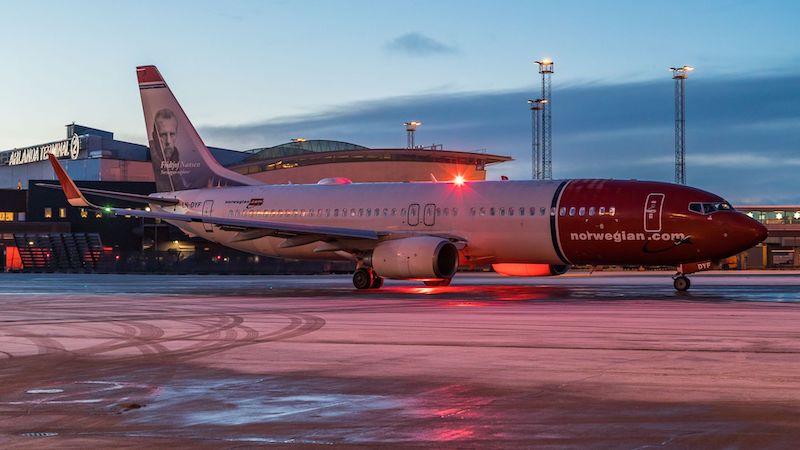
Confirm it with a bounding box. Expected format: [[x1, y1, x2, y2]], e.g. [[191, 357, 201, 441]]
[[689, 201, 733, 215]]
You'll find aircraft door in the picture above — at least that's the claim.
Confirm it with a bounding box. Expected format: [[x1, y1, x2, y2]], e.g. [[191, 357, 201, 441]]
[[202, 200, 214, 232], [423, 203, 436, 226], [644, 193, 665, 232], [407, 203, 420, 226]]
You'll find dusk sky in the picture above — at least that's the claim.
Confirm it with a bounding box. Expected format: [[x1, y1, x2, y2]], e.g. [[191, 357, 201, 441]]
[[1, 0, 798, 202]]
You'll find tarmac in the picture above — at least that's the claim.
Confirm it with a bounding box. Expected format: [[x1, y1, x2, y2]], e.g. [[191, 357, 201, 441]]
[[1, 271, 800, 448]]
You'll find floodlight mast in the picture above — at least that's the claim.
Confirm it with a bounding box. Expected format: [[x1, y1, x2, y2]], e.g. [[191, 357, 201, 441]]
[[670, 65, 693, 184], [535, 59, 554, 179], [528, 99, 547, 180], [404, 121, 422, 149]]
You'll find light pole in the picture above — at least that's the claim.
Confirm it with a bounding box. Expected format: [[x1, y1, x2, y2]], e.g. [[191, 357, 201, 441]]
[[528, 98, 547, 180], [670, 65, 693, 185], [535, 58, 554, 179], [404, 121, 421, 149]]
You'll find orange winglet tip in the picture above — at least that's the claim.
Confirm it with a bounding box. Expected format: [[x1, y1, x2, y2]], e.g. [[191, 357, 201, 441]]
[[47, 154, 90, 207]]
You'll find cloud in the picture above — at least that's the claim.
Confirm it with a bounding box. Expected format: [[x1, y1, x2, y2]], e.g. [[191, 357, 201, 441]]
[[383, 32, 457, 56], [639, 153, 800, 168], [202, 72, 800, 203]]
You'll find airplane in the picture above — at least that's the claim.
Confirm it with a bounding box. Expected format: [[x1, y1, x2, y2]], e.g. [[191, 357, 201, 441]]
[[44, 65, 768, 292]]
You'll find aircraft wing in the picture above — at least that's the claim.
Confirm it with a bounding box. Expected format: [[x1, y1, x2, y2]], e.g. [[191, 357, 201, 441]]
[[35, 182, 179, 206], [111, 207, 380, 240]]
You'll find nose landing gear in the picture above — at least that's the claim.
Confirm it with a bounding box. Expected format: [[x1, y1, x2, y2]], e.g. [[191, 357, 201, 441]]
[[672, 275, 691, 292], [673, 261, 712, 292]]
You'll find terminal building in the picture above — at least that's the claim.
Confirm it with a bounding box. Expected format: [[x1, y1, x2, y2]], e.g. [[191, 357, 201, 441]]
[[735, 206, 800, 268], [0, 124, 509, 272]]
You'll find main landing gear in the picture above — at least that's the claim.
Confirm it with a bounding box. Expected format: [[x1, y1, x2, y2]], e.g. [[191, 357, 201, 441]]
[[353, 267, 383, 290]]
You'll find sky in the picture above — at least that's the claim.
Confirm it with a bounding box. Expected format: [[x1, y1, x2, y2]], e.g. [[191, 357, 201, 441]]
[[1, 0, 799, 202]]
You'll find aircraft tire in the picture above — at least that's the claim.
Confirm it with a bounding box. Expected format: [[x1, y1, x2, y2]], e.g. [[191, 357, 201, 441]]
[[353, 268, 374, 290], [370, 276, 384, 289], [673, 276, 691, 292]]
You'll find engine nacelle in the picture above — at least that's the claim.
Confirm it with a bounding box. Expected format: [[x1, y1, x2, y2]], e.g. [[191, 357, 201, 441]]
[[371, 237, 459, 280], [492, 263, 569, 277]]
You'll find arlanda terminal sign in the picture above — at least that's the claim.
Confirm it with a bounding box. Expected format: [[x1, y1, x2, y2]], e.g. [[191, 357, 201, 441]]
[[7, 134, 81, 166]]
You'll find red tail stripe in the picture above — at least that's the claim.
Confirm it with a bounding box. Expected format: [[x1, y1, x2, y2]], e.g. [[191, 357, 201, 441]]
[[136, 65, 163, 84]]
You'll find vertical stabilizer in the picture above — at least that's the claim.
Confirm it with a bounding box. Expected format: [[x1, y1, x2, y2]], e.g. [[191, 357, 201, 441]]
[[137, 65, 257, 192]]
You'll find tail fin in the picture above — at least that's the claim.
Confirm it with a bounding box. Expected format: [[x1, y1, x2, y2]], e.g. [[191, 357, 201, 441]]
[[136, 65, 257, 192]]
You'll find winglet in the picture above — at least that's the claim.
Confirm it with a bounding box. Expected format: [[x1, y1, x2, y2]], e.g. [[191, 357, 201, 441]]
[[47, 154, 93, 207]]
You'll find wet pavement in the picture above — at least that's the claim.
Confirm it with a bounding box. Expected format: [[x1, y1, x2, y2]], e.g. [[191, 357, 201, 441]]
[[1, 272, 800, 448]]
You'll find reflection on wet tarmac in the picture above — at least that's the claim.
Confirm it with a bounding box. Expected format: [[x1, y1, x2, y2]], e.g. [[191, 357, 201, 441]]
[[1, 273, 800, 447], [3, 272, 800, 303]]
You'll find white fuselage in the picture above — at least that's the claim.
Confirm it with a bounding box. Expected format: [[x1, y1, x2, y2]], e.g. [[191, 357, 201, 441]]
[[155, 180, 566, 265]]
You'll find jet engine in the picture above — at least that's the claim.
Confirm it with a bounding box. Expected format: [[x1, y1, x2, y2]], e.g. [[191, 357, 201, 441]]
[[371, 236, 459, 280], [492, 263, 569, 277]]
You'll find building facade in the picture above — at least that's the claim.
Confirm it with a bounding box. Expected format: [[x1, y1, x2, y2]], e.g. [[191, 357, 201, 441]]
[[735, 205, 800, 269]]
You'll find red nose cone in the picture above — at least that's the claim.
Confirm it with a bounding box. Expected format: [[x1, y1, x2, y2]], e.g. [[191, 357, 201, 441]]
[[755, 220, 768, 243], [733, 214, 768, 252]]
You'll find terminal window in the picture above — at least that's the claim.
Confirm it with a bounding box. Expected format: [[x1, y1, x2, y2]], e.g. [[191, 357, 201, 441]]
[[0, 211, 13, 221], [59, 208, 67, 218], [44, 207, 52, 219]]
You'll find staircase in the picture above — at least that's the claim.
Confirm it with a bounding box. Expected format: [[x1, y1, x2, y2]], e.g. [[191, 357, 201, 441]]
[[13, 233, 105, 272]]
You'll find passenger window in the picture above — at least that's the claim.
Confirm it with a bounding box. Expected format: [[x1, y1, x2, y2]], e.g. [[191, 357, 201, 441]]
[[530, 207, 536, 216], [519, 207, 525, 216], [490, 207, 496, 216], [569, 207, 576, 216], [589, 207, 595, 216], [508, 207, 514, 216], [480, 207, 486, 216], [401, 208, 406, 216], [560, 207, 566, 216], [443, 208, 449, 216], [579, 207, 585, 216], [334, 209, 339, 217], [540, 207, 546, 216], [392, 208, 397, 216], [383, 208, 388, 216], [452, 208, 458, 216], [358, 208, 363, 217], [599, 207, 606, 215], [609, 207, 616, 216], [500, 207, 505, 216], [471, 207, 477, 216]]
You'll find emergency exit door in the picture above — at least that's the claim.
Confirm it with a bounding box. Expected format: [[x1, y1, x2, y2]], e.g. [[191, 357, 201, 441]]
[[202, 200, 214, 232]]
